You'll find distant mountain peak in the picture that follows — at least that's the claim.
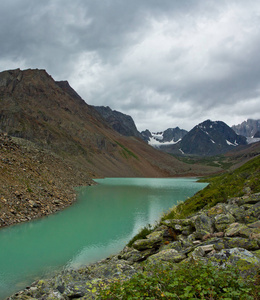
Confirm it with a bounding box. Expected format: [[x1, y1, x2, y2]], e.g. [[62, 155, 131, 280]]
[[141, 127, 188, 146], [173, 120, 247, 156], [150, 119, 248, 156], [232, 119, 260, 141]]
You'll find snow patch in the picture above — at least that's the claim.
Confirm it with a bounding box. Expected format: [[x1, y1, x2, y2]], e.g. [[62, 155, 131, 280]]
[[151, 132, 163, 140], [148, 137, 181, 146], [226, 140, 237, 146], [247, 137, 260, 144], [179, 148, 184, 154]]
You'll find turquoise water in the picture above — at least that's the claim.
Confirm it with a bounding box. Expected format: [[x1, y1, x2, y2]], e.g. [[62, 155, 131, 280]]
[[0, 178, 207, 299]]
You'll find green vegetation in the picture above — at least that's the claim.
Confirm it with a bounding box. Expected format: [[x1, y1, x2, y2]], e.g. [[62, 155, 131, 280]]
[[127, 224, 153, 247], [99, 261, 259, 299], [162, 155, 260, 221], [115, 141, 139, 160], [172, 154, 236, 169], [27, 187, 33, 193]]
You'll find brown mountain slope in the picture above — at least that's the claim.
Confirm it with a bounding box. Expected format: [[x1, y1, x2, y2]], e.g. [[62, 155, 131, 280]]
[[0, 132, 92, 227], [0, 68, 219, 178], [0, 68, 221, 227]]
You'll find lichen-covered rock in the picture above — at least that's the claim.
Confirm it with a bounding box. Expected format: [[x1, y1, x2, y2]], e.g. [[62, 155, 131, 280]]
[[236, 193, 260, 206], [160, 240, 183, 252], [223, 237, 259, 251], [207, 203, 228, 216], [189, 246, 205, 259], [246, 202, 260, 219], [228, 206, 245, 222], [225, 222, 260, 238], [161, 219, 193, 236], [214, 213, 235, 231], [248, 220, 260, 229], [209, 248, 260, 277], [132, 230, 164, 251], [147, 249, 186, 265], [118, 247, 144, 263], [253, 249, 260, 260], [162, 218, 192, 227], [225, 223, 249, 237], [7, 256, 141, 300], [194, 214, 214, 238], [189, 245, 214, 259], [202, 232, 224, 242]]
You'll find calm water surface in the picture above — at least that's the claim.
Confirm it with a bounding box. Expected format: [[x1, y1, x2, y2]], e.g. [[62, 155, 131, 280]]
[[0, 178, 207, 299]]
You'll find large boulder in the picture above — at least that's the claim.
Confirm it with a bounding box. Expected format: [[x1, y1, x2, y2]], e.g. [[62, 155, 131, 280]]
[[225, 222, 260, 238], [147, 249, 186, 265], [194, 214, 214, 238], [223, 237, 259, 251], [132, 231, 164, 251], [214, 214, 235, 231], [209, 248, 260, 277]]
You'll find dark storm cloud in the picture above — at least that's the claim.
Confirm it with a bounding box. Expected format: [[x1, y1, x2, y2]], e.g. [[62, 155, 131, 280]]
[[1, 0, 260, 131]]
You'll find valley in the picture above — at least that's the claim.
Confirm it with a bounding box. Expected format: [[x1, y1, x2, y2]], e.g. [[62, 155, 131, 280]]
[[0, 68, 220, 228], [0, 68, 259, 299]]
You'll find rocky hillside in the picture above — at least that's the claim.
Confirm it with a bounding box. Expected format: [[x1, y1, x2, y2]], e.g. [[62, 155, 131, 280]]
[[9, 156, 260, 299], [93, 106, 143, 140], [0, 69, 220, 228], [254, 131, 260, 138], [0, 68, 218, 178], [232, 119, 260, 137], [0, 131, 92, 228]]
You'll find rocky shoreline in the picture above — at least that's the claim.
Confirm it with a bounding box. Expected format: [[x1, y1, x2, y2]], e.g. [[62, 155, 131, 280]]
[[0, 132, 93, 229], [8, 192, 260, 299]]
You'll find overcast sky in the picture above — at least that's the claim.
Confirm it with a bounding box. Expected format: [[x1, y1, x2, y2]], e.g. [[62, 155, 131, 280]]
[[1, 0, 260, 131]]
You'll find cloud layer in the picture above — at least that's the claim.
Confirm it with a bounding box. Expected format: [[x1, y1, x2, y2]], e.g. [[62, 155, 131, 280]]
[[1, 0, 260, 131]]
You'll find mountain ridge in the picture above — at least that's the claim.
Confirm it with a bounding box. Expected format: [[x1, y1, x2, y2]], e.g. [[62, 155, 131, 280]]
[[93, 105, 144, 140], [141, 127, 188, 146], [0, 68, 220, 228], [159, 120, 248, 156], [232, 118, 260, 137]]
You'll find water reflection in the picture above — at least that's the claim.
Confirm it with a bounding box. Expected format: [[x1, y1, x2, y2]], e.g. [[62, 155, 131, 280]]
[[0, 178, 207, 299]]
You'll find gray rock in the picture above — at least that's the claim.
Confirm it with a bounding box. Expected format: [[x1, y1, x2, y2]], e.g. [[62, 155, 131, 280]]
[[228, 206, 245, 222], [207, 203, 228, 216], [194, 214, 214, 238], [147, 249, 186, 265], [132, 231, 164, 251], [215, 213, 235, 231], [236, 193, 260, 205], [246, 202, 260, 218], [209, 248, 260, 277], [160, 240, 183, 252], [189, 246, 205, 259], [223, 237, 259, 251], [162, 218, 193, 227], [119, 247, 144, 263], [225, 222, 260, 238]]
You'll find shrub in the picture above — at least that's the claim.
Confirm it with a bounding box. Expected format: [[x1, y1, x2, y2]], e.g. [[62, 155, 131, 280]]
[[99, 261, 259, 299]]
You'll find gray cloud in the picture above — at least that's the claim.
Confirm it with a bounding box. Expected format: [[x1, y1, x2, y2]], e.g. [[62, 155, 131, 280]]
[[1, 0, 260, 131]]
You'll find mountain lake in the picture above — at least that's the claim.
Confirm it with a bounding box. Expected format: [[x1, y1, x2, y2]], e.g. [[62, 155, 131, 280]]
[[0, 177, 208, 299]]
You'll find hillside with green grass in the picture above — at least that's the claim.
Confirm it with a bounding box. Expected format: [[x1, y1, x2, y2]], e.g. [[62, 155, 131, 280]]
[[162, 155, 260, 221]]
